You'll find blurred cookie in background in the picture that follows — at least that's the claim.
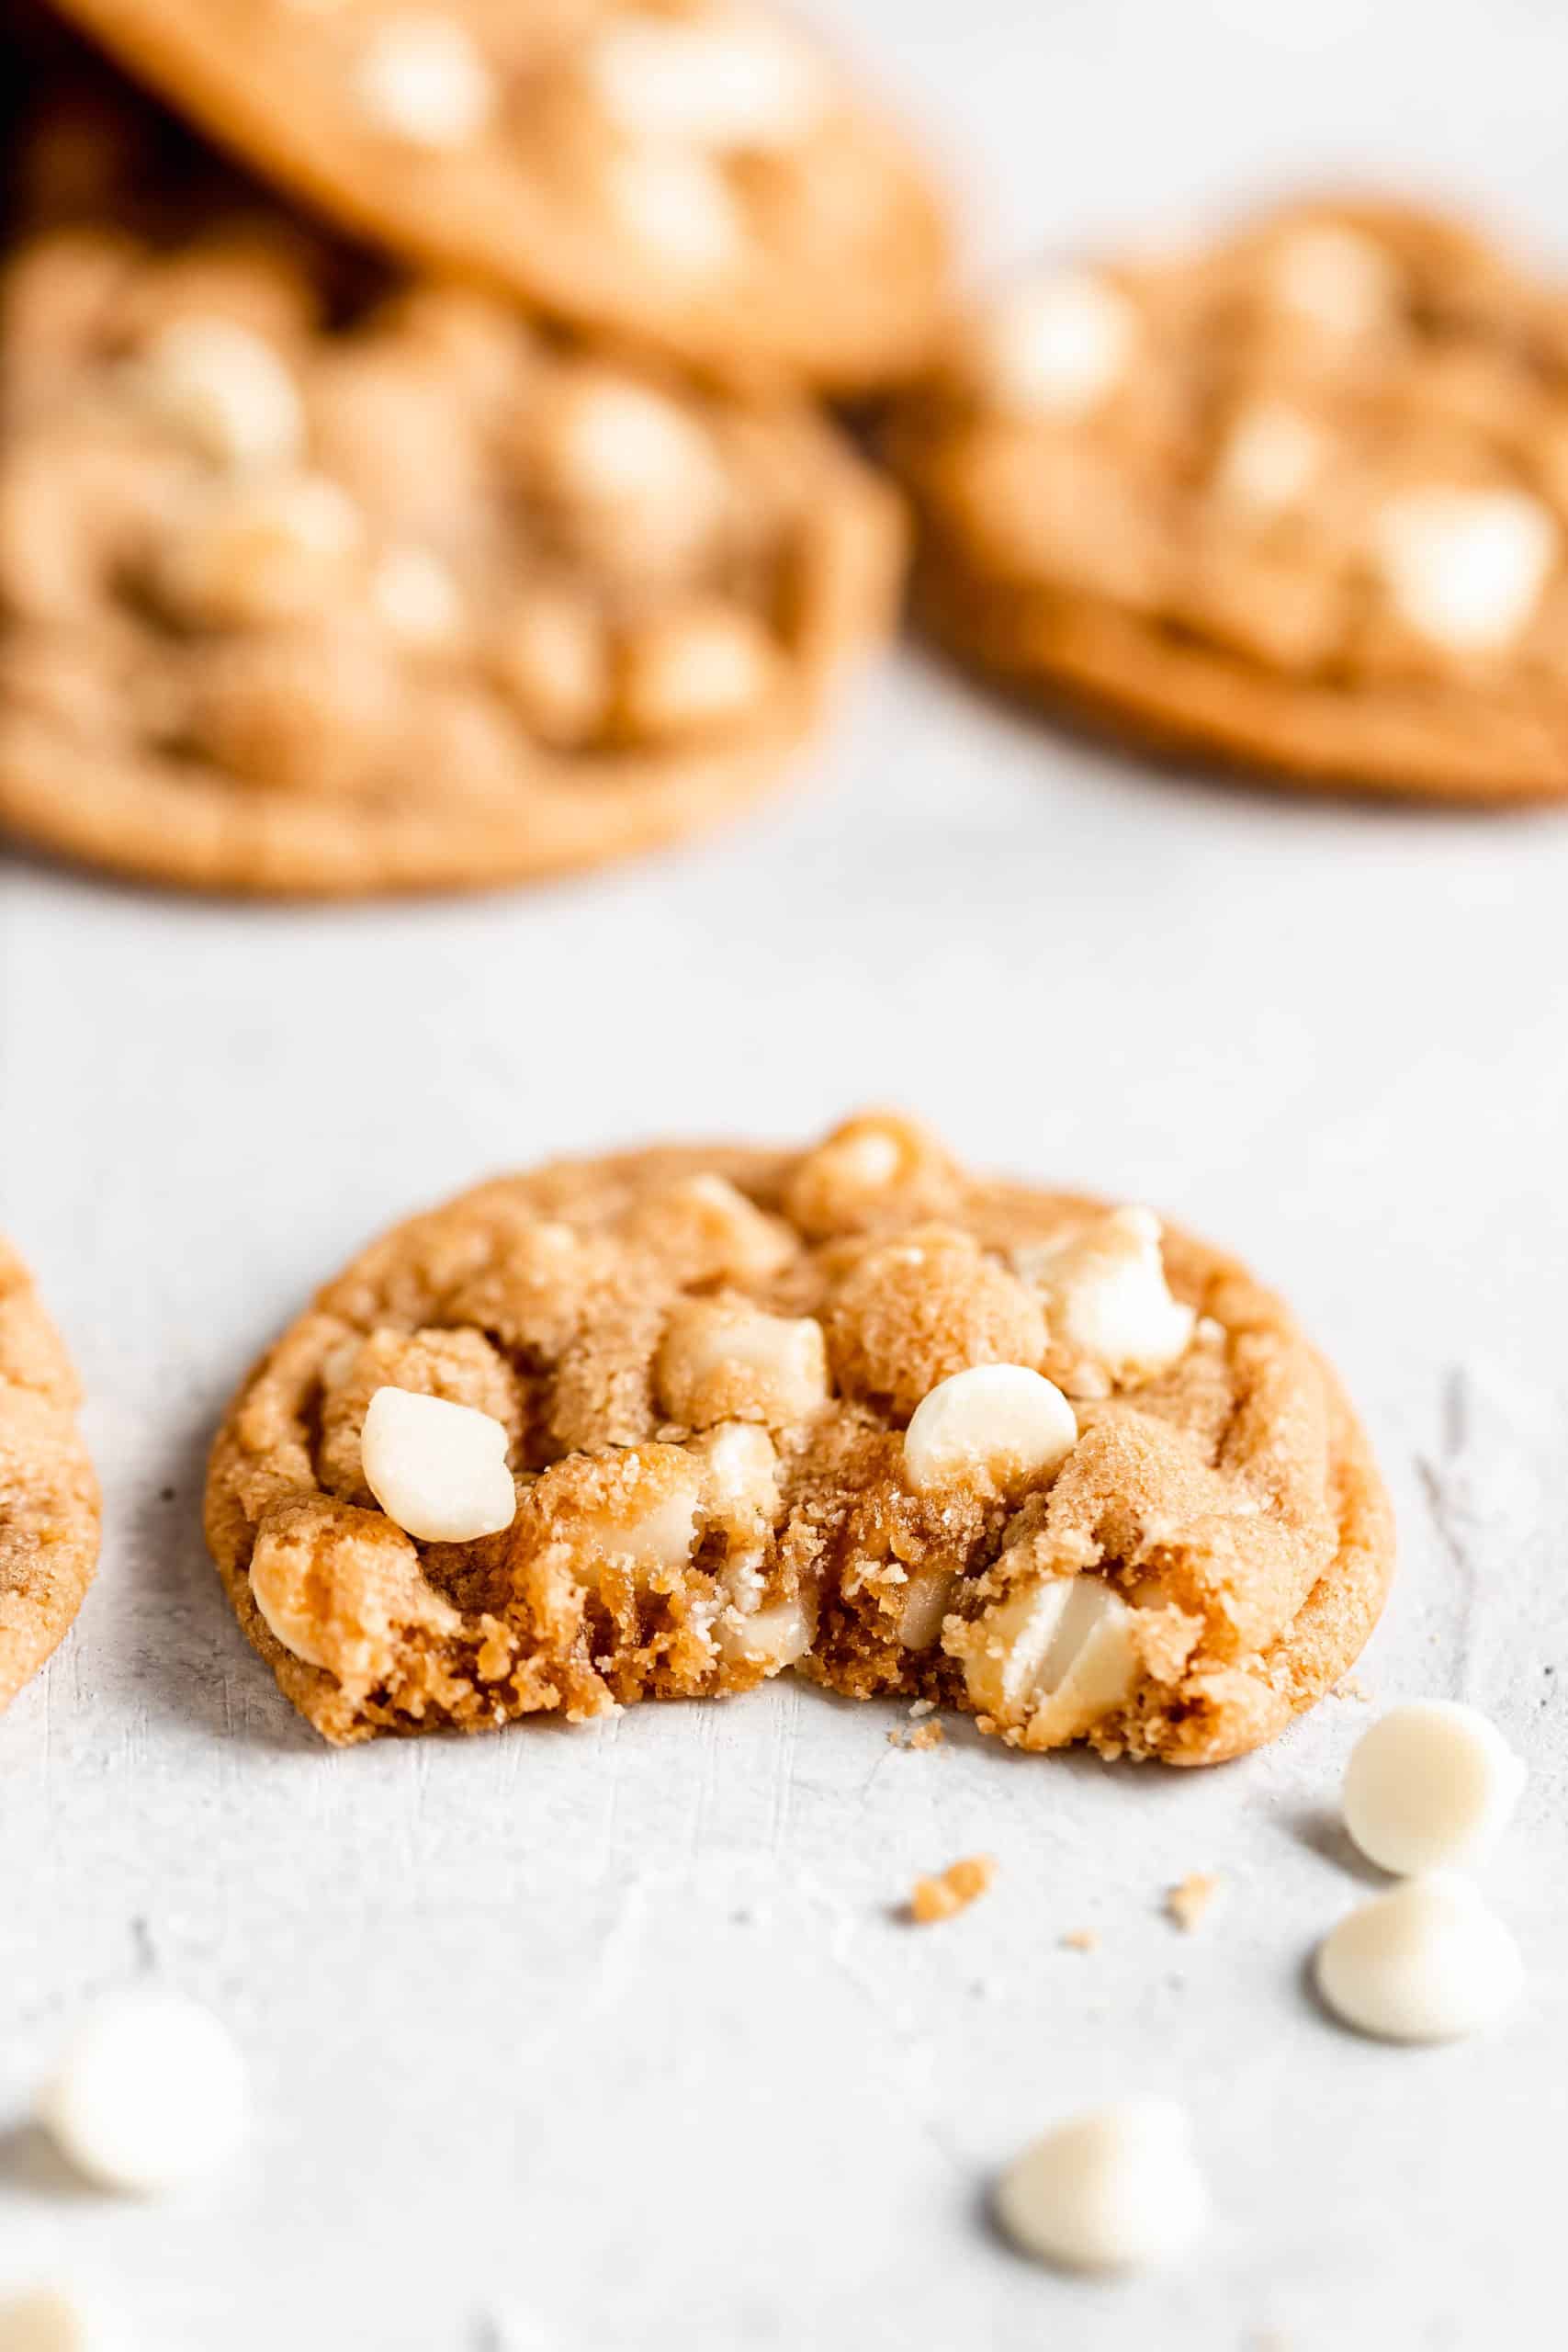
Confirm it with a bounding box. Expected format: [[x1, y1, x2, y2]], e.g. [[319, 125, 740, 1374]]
[[890, 196, 1568, 803], [39, 0, 952, 395], [0, 36, 904, 895]]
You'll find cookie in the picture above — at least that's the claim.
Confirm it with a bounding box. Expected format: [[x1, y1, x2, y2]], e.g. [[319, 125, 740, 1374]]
[[46, 0, 950, 396], [0, 70, 903, 897], [204, 1113, 1393, 1762], [890, 196, 1568, 802], [0, 1238, 101, 1712]]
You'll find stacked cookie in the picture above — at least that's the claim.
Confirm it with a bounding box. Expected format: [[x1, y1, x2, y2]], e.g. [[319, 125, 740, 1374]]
[[0, 0, 942, 893]]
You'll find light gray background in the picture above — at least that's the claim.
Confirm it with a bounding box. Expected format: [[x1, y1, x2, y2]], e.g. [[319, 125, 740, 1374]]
[[3, 1, 1566, 2344]]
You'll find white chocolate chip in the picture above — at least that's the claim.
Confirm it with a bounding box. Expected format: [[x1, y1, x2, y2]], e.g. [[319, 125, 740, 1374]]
[[973, 269, 1137, 418], [1021, 1207, 1194, 1390], [551, 376, 725, 516], [960, 1571, 1138, 1738], [1315, 1875, 1523, 2042], [904, 1364, 1077, 1494], [1271, 223, 1401, 337], [587, 17, 828, 152], [897, 1565, 956, 1651], [714, 1590, 812, 1672], [692, 1420, 779, 1521], [619, 604, 781, 740], [0, 2290, 127, 2352], [155, 471, 362, 627], [369, 545, 463, 643], [603, 143, 746, 274], [1212, 398, 1323, 515], [996, 2098, 1210, 2271], [39, 1990, 248, 2196], [656, 1300, 829, 1430], [132, 316, 303, 470], [1342, 1701, 1526, 1875], [360, 1385, 516, 1544], [1372, 486, 1557, 652], [354, 16, 495, 146]]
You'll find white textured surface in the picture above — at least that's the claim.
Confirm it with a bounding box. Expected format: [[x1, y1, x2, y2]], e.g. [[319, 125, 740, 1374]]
[[5, 0, 1568, 2342]]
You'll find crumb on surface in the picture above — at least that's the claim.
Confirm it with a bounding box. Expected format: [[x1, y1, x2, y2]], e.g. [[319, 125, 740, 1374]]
[[888, 1715, 946, 1750], [1334, 1674, 1373, 1702], [908, 1697, 937, 1718], [1059, 1926, 1099, 1952], [1166, 1871, 1224, 1932], [908, 1854, 996, 1924]]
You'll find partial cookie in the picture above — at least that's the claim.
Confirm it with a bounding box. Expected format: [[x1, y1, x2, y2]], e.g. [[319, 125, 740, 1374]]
[[204, 1113, 1393, 1760], [891, 196, 1568, 802], [46, 0, 949, 395], [0, 74, 902, 895], [0, 1238, 100, 1711]]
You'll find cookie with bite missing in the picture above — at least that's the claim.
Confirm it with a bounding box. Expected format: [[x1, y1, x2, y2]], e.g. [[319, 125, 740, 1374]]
[[205, 1114, 1393, 1763], [890, 195, 1568, 802], [0, 61, 902, 896], [0, 1238, 101, 1712], [45, 0, 950, 395]]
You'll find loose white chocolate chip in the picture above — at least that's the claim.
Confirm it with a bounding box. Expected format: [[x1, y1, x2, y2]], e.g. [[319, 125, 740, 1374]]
[[962, 1572, 1138, 1739], [587, 17, 829, 152], [974, 269, 1136, 417], [0, 2290, 127, 2352], [1315, 1875, 1523, 2042], [369, 545, 463, 643], [354, 16, 495, 146], [1212, 398, 1323, 515], [1372, 486, 1557, 651], [603, 143, 747, 274], [1271, 224, 1401, 337], [156, 471, 362, 626], [1024, 1207, 1194, 1388], [656, 1300, 829, 1429], [619, 605, 781, 740], [133, 316, 303, 471], [360, 1385, 516, 1544], [996, 2098, 1211, 2271], [39, 1990, 248, 2195], [904, 1364, 1077, 1494], [1343, 1701, 1526, 1875]]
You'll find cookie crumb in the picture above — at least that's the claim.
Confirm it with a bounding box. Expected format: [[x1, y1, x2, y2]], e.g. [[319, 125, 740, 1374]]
[[908, 1855, 996, 1924], [888, 1715, 946, 1750], [1335, 1674, 1373, 1702], [1166, 1871, 1223, 1933], [1059, 1926, 1099, 1953], [908, 1697, 937, 1717]]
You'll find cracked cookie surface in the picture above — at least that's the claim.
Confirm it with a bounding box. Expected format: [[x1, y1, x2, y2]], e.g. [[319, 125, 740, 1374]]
[[891, 195, 1568, 802], [46, 0, 950, 395], [0, 49, 902, 895], [205, 1115, 1393, 1761], [0, 1238, 101, 1711]]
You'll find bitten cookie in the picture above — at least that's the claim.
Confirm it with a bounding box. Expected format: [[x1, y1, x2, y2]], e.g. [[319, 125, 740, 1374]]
[[46, 0, 950, 395], [0, 70, 902, 896], [205, 1114, 1393, 1762], [890, 196, 1568, 802], [0, 1239, 101, 1711]]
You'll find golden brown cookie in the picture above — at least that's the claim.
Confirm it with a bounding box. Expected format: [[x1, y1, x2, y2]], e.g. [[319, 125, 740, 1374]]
[[204, 1114, 1393, 1763], [0, 1238, 101, 1712], [0, 68, 902, 896], [46, 0, 950, 396], [890, 196, 1568, 803]]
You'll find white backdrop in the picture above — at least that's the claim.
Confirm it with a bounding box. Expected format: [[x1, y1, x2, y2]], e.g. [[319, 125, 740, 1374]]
[[4, 3, 1567, 2344]]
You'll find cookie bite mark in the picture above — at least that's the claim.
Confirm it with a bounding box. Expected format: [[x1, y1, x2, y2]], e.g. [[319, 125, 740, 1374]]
[[205, 1120, 1392, 1758]]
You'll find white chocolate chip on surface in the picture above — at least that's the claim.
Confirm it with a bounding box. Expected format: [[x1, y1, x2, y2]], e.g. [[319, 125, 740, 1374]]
[[368, 545, 463, 643], [0, 2290, 127, 2352], [1371, 486, 1557, 652], [1315, 1875, 1524, 2042], [1022, 1207, 1194, 1390], [973, 268, 1137, 417], [960, 1571, 1138, 1739], [1343, 1701, 1526, 1875], [354, 16, 495, 146], [1271, 223, 1402, 337], [603, 143, 747, 274], [587, 17, 829, 153], [39, 1989, 248, 2196], [903, 1363, 1077, 1493], [133, 316, 304, 471], [360, 1385, 516, 1544], [1212, 397, 1324, 515], [996, 2098, 1211, 2271]]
